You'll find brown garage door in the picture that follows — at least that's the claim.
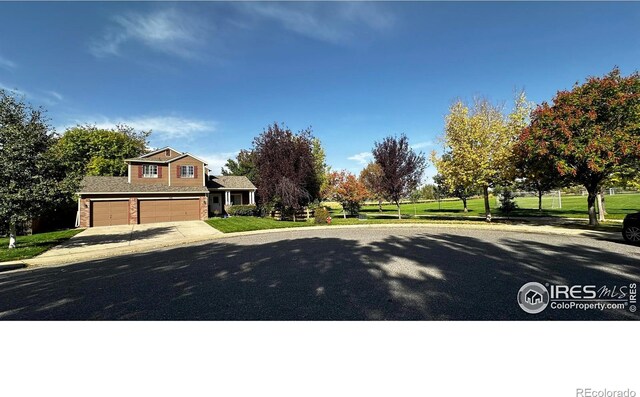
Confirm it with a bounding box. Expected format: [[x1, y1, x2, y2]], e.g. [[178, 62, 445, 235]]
[[91, 200, 129, 227], [138, 199, 200, 224]]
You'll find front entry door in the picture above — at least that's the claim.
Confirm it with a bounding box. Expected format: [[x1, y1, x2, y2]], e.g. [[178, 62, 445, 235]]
[[210, 194, 222, 215]]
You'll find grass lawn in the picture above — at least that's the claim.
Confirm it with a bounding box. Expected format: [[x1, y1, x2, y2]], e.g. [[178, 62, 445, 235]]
[[206, 217, 313, 233], [206, 214, 622, 234], [0, 229, 84, 262], [355, 193, 639, 220], [206, 193, 638, 234]]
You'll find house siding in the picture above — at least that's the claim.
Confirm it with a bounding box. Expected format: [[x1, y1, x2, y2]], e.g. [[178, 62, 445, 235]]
[[171, 156, 206, 187], [144, 149, 179, 161], [130, 163, 169, 185]]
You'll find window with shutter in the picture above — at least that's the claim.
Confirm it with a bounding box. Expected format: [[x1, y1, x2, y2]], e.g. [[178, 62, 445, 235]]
[[142, 164, 158, 178], [180, 165, 194, 178]]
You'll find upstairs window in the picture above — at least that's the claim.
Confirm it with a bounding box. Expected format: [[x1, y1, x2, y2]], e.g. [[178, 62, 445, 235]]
[[143, 164, 158, 178], [180, 165, 194, 178]]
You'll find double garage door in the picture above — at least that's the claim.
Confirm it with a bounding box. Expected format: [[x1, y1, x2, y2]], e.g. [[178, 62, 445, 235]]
[[90, 198, 200, 226], [139, 199, 200, 224]]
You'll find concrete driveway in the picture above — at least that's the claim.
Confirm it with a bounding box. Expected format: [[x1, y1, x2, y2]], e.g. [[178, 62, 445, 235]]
[[30, 221, 221, 266]]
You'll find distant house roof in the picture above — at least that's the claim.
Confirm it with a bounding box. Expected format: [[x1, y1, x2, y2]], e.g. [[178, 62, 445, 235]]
[[207, 175, 256, 190], [79, 176, 208, 194]]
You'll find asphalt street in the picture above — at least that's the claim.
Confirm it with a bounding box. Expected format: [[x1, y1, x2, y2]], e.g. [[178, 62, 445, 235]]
[[1, 227, 638, 320]]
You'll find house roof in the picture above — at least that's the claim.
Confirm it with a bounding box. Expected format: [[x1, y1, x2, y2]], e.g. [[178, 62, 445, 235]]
[[124, 152, 208, 165], [207, 175, 256, 190], [79, 176, 208, 194], [138, 146, 183, 159]]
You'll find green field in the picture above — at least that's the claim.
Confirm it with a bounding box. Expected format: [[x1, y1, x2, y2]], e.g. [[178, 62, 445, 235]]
[[352, 193, 640, 220], [207, 193, 638, 234], [0, 229, 84, 262]]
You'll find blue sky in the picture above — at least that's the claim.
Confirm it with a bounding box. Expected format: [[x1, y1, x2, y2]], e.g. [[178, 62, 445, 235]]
[[1, 2, 639, 181]]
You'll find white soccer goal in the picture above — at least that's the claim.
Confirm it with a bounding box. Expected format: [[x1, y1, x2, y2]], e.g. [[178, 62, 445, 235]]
[[550, 190, 562, 209]]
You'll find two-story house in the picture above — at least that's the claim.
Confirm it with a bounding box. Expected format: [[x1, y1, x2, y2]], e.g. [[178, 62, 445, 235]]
[[77, 147, 256, 227]]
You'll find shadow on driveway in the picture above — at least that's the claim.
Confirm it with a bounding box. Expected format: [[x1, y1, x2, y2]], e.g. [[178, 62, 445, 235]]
[[62, 227, 175, 248], [0, 231, 638, 320]]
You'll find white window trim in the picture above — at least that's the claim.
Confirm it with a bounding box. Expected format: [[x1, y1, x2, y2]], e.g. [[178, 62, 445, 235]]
[[180, 165, 195, 178], [143, 164, 159, 178]]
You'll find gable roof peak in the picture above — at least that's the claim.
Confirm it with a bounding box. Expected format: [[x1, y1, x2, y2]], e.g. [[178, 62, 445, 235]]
[[139, 146, 183, 159]]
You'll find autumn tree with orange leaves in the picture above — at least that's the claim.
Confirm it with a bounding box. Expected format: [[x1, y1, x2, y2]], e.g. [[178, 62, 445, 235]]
[[519, 68, 640, 226], [325, 170, 369, 218]]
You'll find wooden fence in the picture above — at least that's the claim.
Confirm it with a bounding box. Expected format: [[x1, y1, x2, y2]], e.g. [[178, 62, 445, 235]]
[[270, 207, 315, 221]]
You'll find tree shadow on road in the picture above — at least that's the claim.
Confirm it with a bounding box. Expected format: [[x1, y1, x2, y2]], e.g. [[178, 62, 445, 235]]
[[0, 230, 638, 320]]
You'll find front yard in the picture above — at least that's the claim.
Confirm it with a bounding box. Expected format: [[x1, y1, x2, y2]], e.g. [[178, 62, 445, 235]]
[[0, 229, 84, 262]]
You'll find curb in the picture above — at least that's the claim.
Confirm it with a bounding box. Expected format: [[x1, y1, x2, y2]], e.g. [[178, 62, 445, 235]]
[[211, 222, 617, 240], [0, 261, 28, 272]]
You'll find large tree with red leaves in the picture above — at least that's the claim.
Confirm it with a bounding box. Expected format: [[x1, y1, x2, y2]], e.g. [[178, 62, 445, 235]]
[[253, 123, 321, 215], [372, 134, 427, 219], [519, 68, 640, 225]]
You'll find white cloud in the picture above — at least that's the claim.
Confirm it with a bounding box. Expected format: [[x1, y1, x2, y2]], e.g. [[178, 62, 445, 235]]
[[63, 115, 216, 141], [411, 141, 434, 150], [238, 2, 395, 45], [45, 91, 64, 101], [90, 9, 207, 59], [0, 55, 16, 70], [0, 83, 64, 106], [348, 152, 373, 165]]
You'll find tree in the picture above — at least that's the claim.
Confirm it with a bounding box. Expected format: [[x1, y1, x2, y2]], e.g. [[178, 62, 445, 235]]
[[359, 162, 385, 212], [433, 92, 531, 221], [419, 184, 436, 201], [222, 149, 258, 183], [372, 134, 427, 219], [409, 189, 422, 216], [432, 174, 449, 210], [311, 137, 328, 200], [519, 68, 640, 226], [330, 170, 369, 217], [321, 170, 339, 202], [514, 141, 563, 211], [431, 153, 478, 212], [252, 123, 320, 215], [274, 177, 310, 221], [55, 124, 150, 177], [495, 184, 518, 215], [0, 90, 77, 248]]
